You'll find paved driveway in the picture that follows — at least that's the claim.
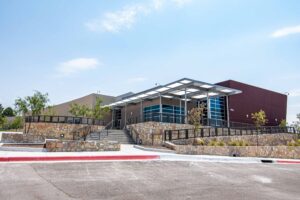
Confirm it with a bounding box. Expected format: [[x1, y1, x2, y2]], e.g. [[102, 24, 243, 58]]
[[0, 161, 299, 200]]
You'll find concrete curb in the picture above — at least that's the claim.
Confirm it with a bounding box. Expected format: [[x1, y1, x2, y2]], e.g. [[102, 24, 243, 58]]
[[159, 154, 262, 163], [275, 160, 300, 164], [133, 145, 175, 153], [0, 155, 161, 162]]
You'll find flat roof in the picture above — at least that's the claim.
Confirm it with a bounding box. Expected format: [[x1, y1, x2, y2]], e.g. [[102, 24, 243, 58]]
[[106, 78, 242, 107]]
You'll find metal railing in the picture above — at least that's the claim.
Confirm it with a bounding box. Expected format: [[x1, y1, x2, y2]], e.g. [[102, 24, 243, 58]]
[[164, 126, 296, 141], [98, 120, 113, 139], [25, 115, 106, 126]]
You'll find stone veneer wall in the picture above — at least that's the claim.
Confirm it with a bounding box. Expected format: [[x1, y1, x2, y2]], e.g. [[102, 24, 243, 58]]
[[0, 132, 45, 143], [45, 139, 120, 152], [24, 122, 104, 140], [175, 145, 300, 159], [127, 122, 194, 145], [172, 133, 297, 146]]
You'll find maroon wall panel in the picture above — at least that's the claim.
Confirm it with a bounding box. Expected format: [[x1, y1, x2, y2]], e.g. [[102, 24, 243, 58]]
[[216, 80, 287, 126]]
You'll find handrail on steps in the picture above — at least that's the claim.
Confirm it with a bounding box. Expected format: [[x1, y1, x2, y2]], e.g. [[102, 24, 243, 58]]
[[98, 120, 113, 140]]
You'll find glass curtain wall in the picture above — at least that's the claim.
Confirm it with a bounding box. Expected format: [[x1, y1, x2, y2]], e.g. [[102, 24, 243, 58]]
[[144, 105, 185, 123]]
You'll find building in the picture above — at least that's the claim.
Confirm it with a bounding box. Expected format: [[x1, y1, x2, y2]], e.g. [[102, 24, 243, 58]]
[[51, 78, 287, 128], [216, 80, 287, 126]]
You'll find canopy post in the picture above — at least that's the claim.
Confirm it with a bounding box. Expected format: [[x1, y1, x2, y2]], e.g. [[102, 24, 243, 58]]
[[179, 98, 182, 124], [124, 103, 127, 128], [206, 92, 211, 126], [226, 95, 230, 127], [184, 88, 187, 124], [159, 94, 162, 122], [140, 100, 143, 123]]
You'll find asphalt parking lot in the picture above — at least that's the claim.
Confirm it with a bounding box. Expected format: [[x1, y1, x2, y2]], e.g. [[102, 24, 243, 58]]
[[0, 161, 299, 200]]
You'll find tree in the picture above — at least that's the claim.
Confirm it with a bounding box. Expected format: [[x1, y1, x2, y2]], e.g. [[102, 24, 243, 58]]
[[26, 91, 49, 116], [69, 98, 110, 119], [15, 91, 49, 133], [44, 105, 57, 116], [69, 103, 91, 117], [188, 103, 205, 133], [279, 119, 287, 128], [293, 113, 300, 133], [15, 98, 29, 116], [251, 109, 268, 127], [0, 117, 8, 129], [0, 104, 3, 116], [0, 104, 4, 127], [10, 116, 23, 130], [2, 107, 15, 117], [92, 97, 110, 120]]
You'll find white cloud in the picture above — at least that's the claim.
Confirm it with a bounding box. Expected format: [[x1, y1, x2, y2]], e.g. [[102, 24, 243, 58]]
[[127, 77, 147, 83], [289, 89, 300, 97], [153, 0, 165, 10], [171, 0, 192, 7], [86, 5, 149, 33], [57, 58, 99, 76], [85, 0, 192, 33], [271, 25, 300, 38]]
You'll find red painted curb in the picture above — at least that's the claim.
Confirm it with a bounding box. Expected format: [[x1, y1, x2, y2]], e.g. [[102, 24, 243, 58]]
[[276, 160, 300, 164], [0, 155, 160, 162]]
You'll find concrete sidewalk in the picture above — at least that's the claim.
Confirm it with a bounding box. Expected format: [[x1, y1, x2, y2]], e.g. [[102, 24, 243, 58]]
[[0, 144, 299, 164]]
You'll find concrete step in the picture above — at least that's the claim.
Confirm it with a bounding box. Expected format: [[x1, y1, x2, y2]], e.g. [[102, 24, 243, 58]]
[[86, 129, 135, 144]]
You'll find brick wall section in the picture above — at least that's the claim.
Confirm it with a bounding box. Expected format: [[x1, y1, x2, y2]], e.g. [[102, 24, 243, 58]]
[[127, 122, 194, 145], [25, 122, 104, 140], [46, 140, 120, 152], [175, 145, 300, 159], [172, 133, 297, 146]]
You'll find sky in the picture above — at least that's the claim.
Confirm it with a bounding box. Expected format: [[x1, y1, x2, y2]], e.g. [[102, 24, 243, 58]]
[[0, 0, 299, 123]]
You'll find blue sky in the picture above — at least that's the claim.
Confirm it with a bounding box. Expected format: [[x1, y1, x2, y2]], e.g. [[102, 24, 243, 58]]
[[0, 0, 299, 123]]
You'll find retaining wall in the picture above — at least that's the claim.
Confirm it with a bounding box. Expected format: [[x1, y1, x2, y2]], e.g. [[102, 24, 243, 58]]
[[127, 122, 194, 145], [175, 145, 300, 159], [24, 122, 104, 140], [0, 132, 45, 143], [45, 139, 120, 152], [172, 133, 297, 146]]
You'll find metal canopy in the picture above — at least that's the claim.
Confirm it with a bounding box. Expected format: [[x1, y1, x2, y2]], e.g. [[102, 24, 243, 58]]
[[106, 78, 242, 107]]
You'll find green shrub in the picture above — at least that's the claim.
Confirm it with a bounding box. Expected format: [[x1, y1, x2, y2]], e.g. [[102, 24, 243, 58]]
[[287, 140, 300, 147], [208, 139, 218, 146], [194, 138, 205, 146], [228, 140, 249, 146], [208, 139, 225, 146], [217, 141, 225, 146]]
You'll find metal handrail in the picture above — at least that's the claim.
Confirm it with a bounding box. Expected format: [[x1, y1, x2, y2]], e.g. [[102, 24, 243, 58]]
[[163, 126, 296, 141], [25, 115, 106, 126], [94, 120, 114, 140]]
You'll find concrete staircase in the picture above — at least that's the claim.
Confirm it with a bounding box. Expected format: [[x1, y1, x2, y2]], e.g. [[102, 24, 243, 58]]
[[86, 129, 135, 144]]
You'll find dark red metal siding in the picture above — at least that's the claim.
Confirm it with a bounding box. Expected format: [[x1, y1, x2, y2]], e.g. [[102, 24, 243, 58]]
[[216, 80, 287, 126]]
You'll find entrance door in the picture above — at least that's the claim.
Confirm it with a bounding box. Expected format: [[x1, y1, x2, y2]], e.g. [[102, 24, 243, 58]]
[[113, 109, 122, 129]]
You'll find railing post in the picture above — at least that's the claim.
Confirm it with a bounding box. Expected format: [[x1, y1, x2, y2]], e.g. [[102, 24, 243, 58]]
[[215, 128, 218, 137], [228, 127, 231, 136], [169, 130, 172, 141], [186, 129, 189, 139]]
